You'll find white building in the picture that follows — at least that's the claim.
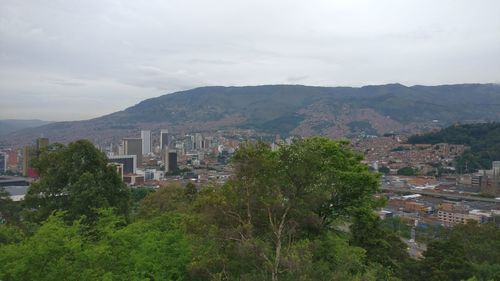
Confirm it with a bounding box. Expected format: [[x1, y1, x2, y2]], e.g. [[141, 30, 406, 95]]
[[141, 130, 151, 154]]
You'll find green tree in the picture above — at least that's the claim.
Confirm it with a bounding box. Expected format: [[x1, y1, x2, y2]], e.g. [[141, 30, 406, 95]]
[[130, 187, 155, 216], [130, 187, 155, 203], [185, 182, 198, 201], [419, 239, 473, 281], [138, 184, 191, 219], [24, 140, 131, 223], [0, 224, 24, 245], [397, 166, 416, 176], [189, 137, 384, 280], [350, 207, 411, 276], [0, 210, 191, 281], [408, 122, 500, 172], [0, 187, 22, 224], [378, 166, 391, 174], [414, 222, 500, 281]]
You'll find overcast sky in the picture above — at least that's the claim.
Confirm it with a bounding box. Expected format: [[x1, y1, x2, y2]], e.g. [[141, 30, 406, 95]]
[[1, 0, 499, 121]]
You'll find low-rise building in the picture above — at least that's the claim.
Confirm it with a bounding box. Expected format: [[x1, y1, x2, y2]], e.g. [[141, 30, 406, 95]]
[[437, 202, 492, 226]]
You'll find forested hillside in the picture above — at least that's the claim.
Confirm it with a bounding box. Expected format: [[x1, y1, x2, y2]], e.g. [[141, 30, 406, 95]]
[[408, 122, 500, 172], [2, 83, 500, 146]]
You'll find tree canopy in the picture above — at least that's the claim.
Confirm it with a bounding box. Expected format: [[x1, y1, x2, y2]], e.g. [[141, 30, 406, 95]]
[[186, 137, 386, 280], [24, 140, 131, 223], [397, 166, 416, 176], [0, 210, 191, 281]]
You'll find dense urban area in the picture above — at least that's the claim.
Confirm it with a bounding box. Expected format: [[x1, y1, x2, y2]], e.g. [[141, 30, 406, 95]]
[[3, 126, 500, 228], [1, 123, 499, 280]]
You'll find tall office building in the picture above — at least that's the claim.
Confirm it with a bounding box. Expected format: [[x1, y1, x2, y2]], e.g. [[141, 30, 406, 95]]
[[141, 130, 151, 154], [19, 138, 49, 178], [0, 152, 7, 173], [167, 151, 178, 173], [108, 155, 137, 174], [160, 129, 169, 151], [122, 138, 143, 166], [194, 133, 203, 150], [184, 135, 194, 151], [162, 149, 168, 171], [161, 148, 177, 173], [203, 136, 214, 149], [22, 146, 32, 177], [175, 142, 185, 156]]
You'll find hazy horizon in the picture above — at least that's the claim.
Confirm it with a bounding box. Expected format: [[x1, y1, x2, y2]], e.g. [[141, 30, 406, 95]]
[[1, 0, 500, 121], [3, 82, 500, 123]]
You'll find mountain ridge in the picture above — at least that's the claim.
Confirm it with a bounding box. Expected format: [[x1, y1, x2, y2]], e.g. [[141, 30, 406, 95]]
[[2, 83, 500, 147], [0, 119, 53, 137]]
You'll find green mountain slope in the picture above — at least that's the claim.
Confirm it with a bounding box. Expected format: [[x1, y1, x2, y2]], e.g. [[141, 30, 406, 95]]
[[408, 122, 500, 171], [2, 83, 500, 145], [112, 83, 500, 127]]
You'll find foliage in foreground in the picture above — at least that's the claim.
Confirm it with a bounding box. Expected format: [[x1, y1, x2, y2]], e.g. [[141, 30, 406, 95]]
[[0, 210, 190, 281], [185, 138, 394, 280], [1, 137, 499, 280]]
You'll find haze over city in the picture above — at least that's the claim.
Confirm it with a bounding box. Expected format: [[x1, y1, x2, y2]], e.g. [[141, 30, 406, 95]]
[[1, 0, 500, 121]]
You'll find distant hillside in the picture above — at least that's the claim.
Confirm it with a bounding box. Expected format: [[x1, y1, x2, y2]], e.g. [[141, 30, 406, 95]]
[[408, 122, 500, 172], [1, 83, 500, 146], [0, 119, 52, 136]]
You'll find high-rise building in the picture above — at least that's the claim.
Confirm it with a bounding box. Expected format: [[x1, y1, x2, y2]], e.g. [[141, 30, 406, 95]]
[[0, 152, 7, 173], [184, 135, 194, 151], [18, 138, 49, 178], [122, 138, 142, 166], [175, 141, 185, 156], [141, 130, 151, 155], [203, 136, 214, 149], [22, 146, 32, 177], [168, 151, 178, 173], [195, 133, 203, 150], [162, 148, 169, 171], [160, 129, 169, 151], [36, 137, 49, 153], [108, 155, 137, 174]]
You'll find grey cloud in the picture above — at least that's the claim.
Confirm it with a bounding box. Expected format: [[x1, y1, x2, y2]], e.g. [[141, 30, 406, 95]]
[[1, 0, 500, 120], [186, 59, 238, 65], [48, 79, 87, 87], [287, 76, 309, 83]]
